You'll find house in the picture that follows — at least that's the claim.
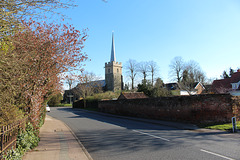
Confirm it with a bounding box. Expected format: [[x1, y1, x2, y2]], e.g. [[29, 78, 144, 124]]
[[212, 69, 240, 95], [165, 82, 205, 95], [118, 92, 148, 100]]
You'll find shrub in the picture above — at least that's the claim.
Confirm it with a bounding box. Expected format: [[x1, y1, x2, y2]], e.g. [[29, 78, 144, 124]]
[[0, 104, 25, 127], [87, 91, 121, 100], [48, 93, 63, 106], [2, 122, 40, 160]]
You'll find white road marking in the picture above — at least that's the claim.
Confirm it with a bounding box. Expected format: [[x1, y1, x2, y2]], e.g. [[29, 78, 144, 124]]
[[132, 130, 170, 142], [200, 149, 236, 160]]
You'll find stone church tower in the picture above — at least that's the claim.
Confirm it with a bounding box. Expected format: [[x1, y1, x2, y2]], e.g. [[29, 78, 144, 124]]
[[105, 33, 123, 92]]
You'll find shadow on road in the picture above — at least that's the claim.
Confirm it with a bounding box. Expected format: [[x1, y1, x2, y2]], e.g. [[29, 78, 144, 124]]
[[48, 107, 238, 157]]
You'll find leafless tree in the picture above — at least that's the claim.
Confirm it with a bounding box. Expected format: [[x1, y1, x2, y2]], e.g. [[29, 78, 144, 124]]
[[138, 61, 150, 83], [169, 56, 185, 83], [149, 61, 158, 87], [184, 60, 206, 83], [179, 60, 206, 95], [65, 74, 77, 90], [125, 59, 138, 89], [73, 71, 102, 107]]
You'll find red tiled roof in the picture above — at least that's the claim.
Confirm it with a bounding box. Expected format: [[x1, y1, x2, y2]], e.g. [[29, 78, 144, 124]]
[[118, 92, 148, 100], [230, 72, 240, 83], [211, 71, 240, 93]]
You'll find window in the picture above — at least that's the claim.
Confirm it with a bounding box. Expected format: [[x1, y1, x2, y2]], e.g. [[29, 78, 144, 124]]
[[108, 69, 110, 73], [117, 69, 119, 73], [231, 82, 240, 90]]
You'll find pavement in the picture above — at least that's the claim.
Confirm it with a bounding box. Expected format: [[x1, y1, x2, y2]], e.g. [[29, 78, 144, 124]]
[[23, 115, 93, 160]]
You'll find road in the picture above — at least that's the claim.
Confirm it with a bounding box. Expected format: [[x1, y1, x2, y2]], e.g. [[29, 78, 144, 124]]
[[48, 107, 240, 160]]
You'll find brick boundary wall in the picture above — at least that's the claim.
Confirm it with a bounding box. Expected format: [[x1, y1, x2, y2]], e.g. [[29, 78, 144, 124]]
[[98, 94, 240, 125]]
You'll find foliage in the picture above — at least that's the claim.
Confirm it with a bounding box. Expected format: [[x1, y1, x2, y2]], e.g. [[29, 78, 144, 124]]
[[2, 123, 40, 160], [0, 104, 25, 127], [2, 148, 22, 160], [48, 93, 63, 106], [205, 121, 240, 131], [0, 19, 88, 128], [171, 90, 180, 96], [86, 91, 121, 100], [50, 103, 72, 107], [137, 78, 171, 97], [221, 67, 236, 79], [137, 80, 153, 97], [0, 0, 77, 39]]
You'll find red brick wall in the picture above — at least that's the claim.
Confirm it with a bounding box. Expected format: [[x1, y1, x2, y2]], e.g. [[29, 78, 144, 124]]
[[98, 94, 240, 125]]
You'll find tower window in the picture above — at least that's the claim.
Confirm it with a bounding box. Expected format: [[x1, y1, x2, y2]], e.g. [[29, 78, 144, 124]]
[[108, 69, 110, 73], [117, 69, 119, 73]]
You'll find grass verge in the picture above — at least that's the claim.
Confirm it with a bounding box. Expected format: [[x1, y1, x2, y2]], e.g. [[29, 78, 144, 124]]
[[49, 103, 72, 107], [205, 121, 240, 131]]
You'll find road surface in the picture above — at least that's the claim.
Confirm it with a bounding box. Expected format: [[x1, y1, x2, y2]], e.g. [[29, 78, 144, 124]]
[[48, 107, 240, 160]]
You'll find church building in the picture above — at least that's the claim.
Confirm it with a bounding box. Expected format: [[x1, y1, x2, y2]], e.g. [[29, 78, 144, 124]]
[[62, 33, 123, 103], [105, 32, 123, 92]]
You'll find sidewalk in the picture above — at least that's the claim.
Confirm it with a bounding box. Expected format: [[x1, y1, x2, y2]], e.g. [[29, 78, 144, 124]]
[[23, 115, 92, 160]]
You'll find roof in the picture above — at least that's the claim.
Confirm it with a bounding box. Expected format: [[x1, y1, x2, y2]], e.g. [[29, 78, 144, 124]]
[[165, 82, 204, 90], [165, 83, 180, 90], [76, 80, 106, 88], [194, 82, 205, 90], [230, 71, 240, 83], [118, 92, 148, 100], [211, 70, 240, 93]]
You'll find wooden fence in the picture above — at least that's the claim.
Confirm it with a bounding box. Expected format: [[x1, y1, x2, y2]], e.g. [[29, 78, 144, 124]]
[[0, 118, 26, 158]]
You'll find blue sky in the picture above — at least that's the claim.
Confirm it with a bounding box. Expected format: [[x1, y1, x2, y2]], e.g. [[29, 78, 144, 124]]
[[55, 0, 240, 86]]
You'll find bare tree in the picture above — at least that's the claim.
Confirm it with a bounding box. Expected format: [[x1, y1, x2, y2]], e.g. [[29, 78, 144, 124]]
[[149, 61, 158, 87], [169, 56, 185, 83], [73, 71, 102, 107], [65, 73, 77, 90], [184, 60, 206, 83], [138, 61, 150, 83], [125, 59, 138, 90], [179, 60, 206, 95]]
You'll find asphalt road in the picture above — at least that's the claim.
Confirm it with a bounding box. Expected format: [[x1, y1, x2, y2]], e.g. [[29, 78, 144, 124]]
[[48, 107, 240, 160]]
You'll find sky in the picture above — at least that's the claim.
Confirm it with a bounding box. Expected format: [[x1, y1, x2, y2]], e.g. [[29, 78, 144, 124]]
[[53, 0, 240, 88]]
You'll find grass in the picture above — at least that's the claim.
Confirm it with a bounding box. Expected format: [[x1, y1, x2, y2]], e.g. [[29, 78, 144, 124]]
[[205, 121, 240, 131], [49, 103, 72, 107]]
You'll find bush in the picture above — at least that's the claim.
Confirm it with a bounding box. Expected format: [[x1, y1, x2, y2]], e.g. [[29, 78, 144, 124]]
[[0, 104, 25, 127], [3, 122, 40, 160], [87, 91, 121, 100], [48, 93, 63, 106]]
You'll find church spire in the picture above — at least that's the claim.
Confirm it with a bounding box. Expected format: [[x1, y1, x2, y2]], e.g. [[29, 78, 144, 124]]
[[110, 32, 116, 62]]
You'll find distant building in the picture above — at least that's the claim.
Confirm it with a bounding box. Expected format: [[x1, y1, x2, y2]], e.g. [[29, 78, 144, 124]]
[[105, 32, 123, 92], [165, 82, 205, 95]]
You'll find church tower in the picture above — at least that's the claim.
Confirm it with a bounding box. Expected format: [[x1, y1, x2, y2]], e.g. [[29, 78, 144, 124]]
[[105, 32, 123, 92]]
